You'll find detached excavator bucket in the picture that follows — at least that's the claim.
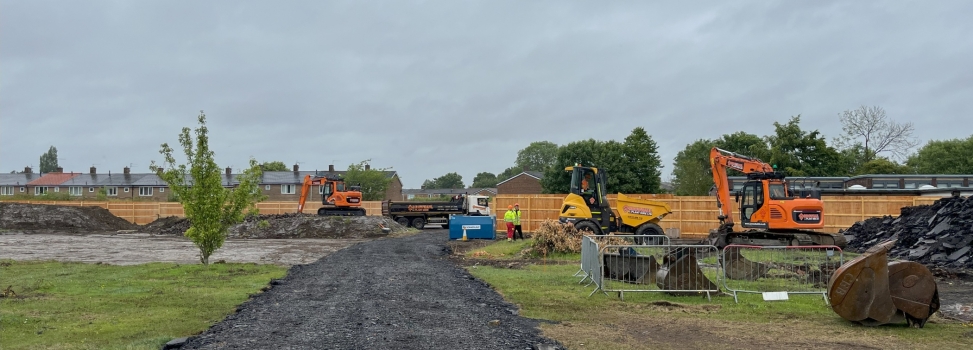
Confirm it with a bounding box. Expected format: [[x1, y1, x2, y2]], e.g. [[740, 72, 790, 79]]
[[603, 248, 659, 284], [888, 261, 940, 328], [723, 248, 770, 281], [827, 240, 940, 328], [656, 252, 719, 295]]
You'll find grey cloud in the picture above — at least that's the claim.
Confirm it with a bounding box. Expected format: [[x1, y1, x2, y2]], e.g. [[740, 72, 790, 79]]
[[2, 1, 971, 187]]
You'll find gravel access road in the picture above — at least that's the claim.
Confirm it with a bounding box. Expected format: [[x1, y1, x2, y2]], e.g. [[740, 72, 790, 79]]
[[180, 230, 562, 350]]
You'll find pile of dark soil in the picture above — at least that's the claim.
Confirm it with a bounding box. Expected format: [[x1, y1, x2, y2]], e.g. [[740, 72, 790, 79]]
[[142, 213, 408, 239], [228, 214, 404, 239], [0, 202, 137, 233], [845, 195, 972, 269], [141, 216, 191, 235]]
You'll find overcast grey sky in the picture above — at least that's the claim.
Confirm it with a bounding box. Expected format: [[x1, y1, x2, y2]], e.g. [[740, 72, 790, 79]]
[[2, 1, 971, 188]]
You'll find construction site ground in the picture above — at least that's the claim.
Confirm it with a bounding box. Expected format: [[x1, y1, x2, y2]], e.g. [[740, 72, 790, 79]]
[[2, 202, 972, 349]]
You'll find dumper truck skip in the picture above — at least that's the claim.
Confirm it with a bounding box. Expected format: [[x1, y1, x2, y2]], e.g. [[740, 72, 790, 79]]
[[382, 194, 491, 229]]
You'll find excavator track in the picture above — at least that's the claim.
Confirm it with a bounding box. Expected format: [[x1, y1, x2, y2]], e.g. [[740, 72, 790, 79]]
[[712, 228, 848, 249]]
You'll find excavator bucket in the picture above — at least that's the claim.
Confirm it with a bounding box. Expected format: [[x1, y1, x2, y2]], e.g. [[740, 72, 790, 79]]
[[656, 252, 719, 295], [602, 248, 659, 284], [888, 261, 940, 328], [723, 248, 770, 281], [827, 240, 940, 328]]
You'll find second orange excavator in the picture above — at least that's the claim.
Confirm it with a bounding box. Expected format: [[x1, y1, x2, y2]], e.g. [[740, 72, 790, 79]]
[[297, 174, 366, 216], [708, 147, 847, 248]]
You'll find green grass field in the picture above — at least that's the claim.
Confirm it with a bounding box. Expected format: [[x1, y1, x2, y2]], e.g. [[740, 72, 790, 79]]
[[466, 244, 970, 350], [0, 260, 287, 350]]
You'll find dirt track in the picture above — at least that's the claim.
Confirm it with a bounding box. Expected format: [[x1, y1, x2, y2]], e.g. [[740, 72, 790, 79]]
[[0, 232, 369, 266], [180, 230, 563, 350]]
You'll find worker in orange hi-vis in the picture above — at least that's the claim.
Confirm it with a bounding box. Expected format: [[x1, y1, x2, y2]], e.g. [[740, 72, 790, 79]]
[[504, 205, 516, 241]]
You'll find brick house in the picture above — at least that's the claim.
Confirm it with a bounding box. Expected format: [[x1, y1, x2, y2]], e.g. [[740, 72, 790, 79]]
[[401, 187, 496, 200], [3, 164, 403, 202], [496, 171, 544, 194]]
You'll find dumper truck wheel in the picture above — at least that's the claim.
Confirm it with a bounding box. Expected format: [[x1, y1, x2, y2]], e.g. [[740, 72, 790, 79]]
[[411, 217, 426, 229], [635, 223, 664, 245], [396, 217, 409, 227], [575, 221, 601, 236]]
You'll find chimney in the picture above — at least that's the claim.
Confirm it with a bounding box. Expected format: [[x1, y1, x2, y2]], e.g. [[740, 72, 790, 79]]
[[124, 167, 130, 175], [259, 164, 265, 171], [365, 164, 370, 171], [55, 167, 63, 173], [523, 165, 530, 172], [293, 164, 299, 172], [24, 166, 32, 174], [328, 164, 335, 172], [90, 166, 96, 174], [226, 167, 232, 176]]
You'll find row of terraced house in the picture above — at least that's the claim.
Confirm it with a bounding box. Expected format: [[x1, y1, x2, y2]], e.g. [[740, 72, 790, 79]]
[[0, 165, 404, 202]]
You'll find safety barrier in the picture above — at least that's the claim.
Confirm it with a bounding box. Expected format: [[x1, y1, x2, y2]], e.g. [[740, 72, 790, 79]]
[[598, 244, 721, 301], [721, 244, 844, 303], [576, 235, 671, 295]]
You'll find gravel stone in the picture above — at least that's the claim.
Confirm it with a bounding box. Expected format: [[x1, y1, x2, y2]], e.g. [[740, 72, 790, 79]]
[[179, 231, 563, 350]]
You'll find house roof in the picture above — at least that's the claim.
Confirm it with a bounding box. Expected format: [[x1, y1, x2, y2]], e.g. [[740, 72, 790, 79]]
[[496, 171, 545, 187], [402, 187, 497, 195], [59, 174, 103, 187], [260, 170, 398, 185], [0, 173, 38, 186], [26, 173, 80, 186]]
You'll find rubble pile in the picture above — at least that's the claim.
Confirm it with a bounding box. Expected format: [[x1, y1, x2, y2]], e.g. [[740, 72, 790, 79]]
[[0, 202, 137, 232], [845, 195, 973, 269], [141, 216, 191, 235]]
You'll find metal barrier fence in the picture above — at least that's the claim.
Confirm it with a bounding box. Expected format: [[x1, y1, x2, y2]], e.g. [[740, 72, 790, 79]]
[[576, 235, 671, 296], [721, 244, 844, 303], [599, 244, 721, 301]]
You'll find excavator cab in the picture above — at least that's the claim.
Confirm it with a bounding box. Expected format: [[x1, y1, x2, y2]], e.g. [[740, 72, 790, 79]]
[[298, 174, 366, 216]]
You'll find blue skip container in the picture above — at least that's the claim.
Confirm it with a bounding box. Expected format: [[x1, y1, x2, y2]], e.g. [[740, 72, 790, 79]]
[[448, 215, 496, 240]]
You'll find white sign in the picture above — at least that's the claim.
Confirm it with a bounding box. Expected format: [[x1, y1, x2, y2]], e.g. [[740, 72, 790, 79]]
[[762, 291, 789, 301], [462, 225, 481, 230]]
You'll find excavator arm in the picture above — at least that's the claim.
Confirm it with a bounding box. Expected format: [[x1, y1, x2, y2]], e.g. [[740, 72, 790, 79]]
[[709, 147, 775, 227], [297, 174, 315, 213]]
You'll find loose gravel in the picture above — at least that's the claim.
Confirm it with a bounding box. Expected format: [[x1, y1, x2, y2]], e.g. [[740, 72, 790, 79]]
[[179, 230, 563, 350]]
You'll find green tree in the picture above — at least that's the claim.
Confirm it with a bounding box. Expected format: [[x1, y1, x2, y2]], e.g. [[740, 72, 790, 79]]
[[344, 160, 393, 201], [906, 135, 973, 174], [765, 116, 846, 177], [836, 105, 919, 162], [541, 139, 631, 193], [670, 139, 718, 196], [856, 158, 913, 175], [515, 141, 559, 173], [424, 172, 464, 189], [154, 112, 266, 265], [39, 146, 58, 173], [471, 172, 499, 188], [715, 132, 769, 161], [622, 127, 663, 193], [497, 166, 521, 183], [260, 161, 288, 171]]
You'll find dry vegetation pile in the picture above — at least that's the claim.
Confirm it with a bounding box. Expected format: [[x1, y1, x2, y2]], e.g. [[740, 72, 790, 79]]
[[524, 220, 628, 256]]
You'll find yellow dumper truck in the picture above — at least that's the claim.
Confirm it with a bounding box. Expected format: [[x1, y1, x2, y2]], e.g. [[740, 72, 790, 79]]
[[557, 165, 672, 243]]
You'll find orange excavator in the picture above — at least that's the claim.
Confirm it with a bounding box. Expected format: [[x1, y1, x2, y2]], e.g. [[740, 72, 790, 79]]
[[297, 174, 366, 216], [708, 147, 846, 248]]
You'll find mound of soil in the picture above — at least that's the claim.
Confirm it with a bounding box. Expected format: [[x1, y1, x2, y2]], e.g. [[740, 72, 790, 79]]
[[228, 214, 404, 239], [845, 195, 973, 269], [141, 216, 191, 235], [142, 213, 409, 239], [0, 203, 137, 233]]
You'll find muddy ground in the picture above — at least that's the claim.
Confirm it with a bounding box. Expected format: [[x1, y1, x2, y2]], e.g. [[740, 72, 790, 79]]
[[0, 232, 370, 266]]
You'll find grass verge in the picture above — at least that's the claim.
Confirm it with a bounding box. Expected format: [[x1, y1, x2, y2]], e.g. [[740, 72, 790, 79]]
[[0, 259, 287, 350], [468, 263, 971, 350], [464, 238, 581, 261]]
